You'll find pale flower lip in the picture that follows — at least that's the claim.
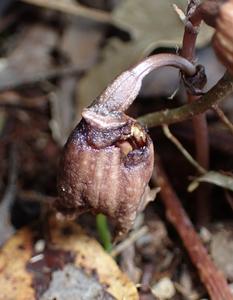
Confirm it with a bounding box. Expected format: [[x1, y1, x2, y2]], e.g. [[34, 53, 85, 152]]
[[56, 54, 196, 240]]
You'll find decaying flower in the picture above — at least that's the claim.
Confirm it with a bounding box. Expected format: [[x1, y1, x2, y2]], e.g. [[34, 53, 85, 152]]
[[56, 54, 196, 239]]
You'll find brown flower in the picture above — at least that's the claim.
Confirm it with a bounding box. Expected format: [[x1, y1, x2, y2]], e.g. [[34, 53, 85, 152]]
[[56, 54, 196, 239]]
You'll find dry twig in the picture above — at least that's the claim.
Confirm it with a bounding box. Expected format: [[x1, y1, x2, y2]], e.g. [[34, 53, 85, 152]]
[[153, 157, 233, 300], [213, 105, 233, 135], [138, 72, 233, 127], [162, 124, 206, 174], [111, 226, 148, 258]]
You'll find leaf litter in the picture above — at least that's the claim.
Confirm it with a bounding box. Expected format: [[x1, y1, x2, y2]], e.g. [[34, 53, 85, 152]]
[[0, 1, 232, 300]]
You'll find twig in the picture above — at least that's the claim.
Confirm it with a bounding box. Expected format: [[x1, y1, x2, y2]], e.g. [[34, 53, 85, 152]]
[[162, 124, 206, 174], [138, 72, 233, 127], [21, 0, 112, 24], [153, 156, 233, 300], [213, 105, 233, 135], [19, 190, 56, 205], [110, 226, 148, 257], [140, 264, 154, 294], [0, 64, 82, 91]]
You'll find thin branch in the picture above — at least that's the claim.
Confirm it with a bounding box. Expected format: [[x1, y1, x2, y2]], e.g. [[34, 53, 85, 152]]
[[110, 226, 148, 258], [138, 72, 233, 127], [162, 124, 206, 174], [213, 105, 233, 134], [21, 0, 112, 24], [153, 157, 233, 300], [19, 190, 56, 204]]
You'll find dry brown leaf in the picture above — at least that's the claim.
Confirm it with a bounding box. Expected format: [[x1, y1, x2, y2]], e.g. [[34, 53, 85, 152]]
[[0, 24, 59, 91], [0, 217, 139, 300], [50, 19, 106, 145]]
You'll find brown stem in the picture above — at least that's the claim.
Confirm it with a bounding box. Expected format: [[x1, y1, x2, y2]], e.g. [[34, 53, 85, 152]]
[[153, 157, 232, 300], [191, 102, 211, 224], [180, 0, 202, 61], [181, 1, 210, 224]]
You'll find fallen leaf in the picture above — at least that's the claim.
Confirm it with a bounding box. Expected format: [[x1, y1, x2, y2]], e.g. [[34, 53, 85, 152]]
[[49, 18, 106, 145], [0, 228, 35, 300], [0, 217, 139, 300], [0, 24, 59, 90], [188, 171, 233, 192]]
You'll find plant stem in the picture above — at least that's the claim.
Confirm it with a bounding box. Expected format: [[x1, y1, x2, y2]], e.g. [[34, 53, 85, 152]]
[[111, 226, 148, 257], [96, 214, 112, 252], [181, 0, 210, 224], [153, 156, 233, 300], [138, 72, 233, 127], [191, 109, 211, 224], [180, 0, 202, 62]]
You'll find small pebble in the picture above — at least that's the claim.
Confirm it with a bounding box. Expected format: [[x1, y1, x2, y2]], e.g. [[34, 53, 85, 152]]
[[199, 227, 212, 243], [151, 277, 175, 299], [34, 239, 45, 253]]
